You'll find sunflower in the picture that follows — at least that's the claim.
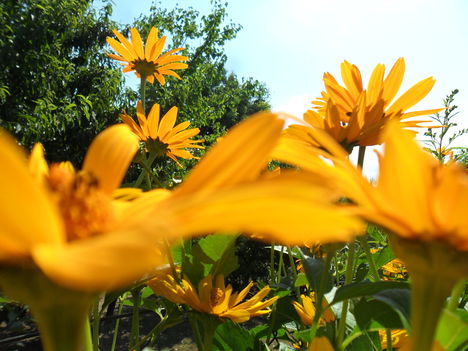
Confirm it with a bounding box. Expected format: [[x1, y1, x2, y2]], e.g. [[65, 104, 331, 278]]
[[121, 101, 204, 166], [106, 27, 188, 85], [149, 274, 278, 323], [287, 58, 442, 151]]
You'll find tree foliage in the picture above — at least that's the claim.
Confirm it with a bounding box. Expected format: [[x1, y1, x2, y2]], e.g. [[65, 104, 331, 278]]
[[0, 0, 125, 164]]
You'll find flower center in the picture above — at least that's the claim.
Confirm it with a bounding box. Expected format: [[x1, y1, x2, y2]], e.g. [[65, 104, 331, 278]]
[[132, 59, 158, 77], [47, 164, 114, 242], [210, 287, 225, 306]]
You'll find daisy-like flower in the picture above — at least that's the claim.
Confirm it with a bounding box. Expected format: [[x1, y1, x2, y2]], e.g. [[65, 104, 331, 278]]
[[273, 121, 468, 351], [149, 274, 278, 323], [287, 58, 442, 151], [121, 101, 204, 166], [0, 124, 174, 292], [106, 27, 188, 85], [292, 293, 335, 326]]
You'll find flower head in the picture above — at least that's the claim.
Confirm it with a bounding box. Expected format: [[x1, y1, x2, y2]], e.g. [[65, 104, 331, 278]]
[[107, 27, 188, 85], [286, 58, 442, 151], [149, 274, 278, 323], [292, 293, 335, 326], [0, 125, 173, 291], [121, 101, 204, 166]]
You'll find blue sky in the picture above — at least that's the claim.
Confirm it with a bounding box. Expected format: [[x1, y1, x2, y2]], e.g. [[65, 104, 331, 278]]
[[106, 0, 468, 174]]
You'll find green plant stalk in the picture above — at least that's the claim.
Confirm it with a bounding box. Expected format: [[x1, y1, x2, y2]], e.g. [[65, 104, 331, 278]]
[[110, 293, 127, 351], [135, 148, 163, 189], [287, 246, 301, 297], [140, 76, 147, 112], [386, 329, 393, 351], [83, 316, 93, 351], [269, 243, 276, 285], [409, 272, 454, 351], [309, 252, 333, 340], [447, 279, 466, 312], [188, 312, 220, 351], [91, 297, 101, 351], [130, 286, 143, 350], [276, 245, 285, 284], [337, 243, 356, 347], [0, 266, 95, 351], [358, 234, 380, 282]]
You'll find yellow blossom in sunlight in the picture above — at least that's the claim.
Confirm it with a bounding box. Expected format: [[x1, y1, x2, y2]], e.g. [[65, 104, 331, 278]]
[[121, 101, 204, 166], [308, 336, 335, 351], [106, 27, 188, 85], [292, 293, 335, 326], [149, 274, 278, 323], [0, 125, 173, 291], [287, 58, 443, 150], [379, 329, 410, 350]]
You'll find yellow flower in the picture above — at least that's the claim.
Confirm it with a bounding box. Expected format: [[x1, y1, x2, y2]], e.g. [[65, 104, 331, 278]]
[[379, 329, 410, 350], [381, 258, 408, 280], [0, 125, 173, 292], [292, 293, 335, 326], [308, 336, 335, 351], [149, 274, 278, 323], [121, 101, 204, 166], [287, 58, 442, 150], [107, 27, 188, 85]]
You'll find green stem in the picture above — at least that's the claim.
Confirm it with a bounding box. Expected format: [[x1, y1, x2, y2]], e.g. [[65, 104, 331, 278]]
[[359, 234, 380, 282], [447, 279, 466, 312], [386, 329, 393, 351], [276, 245, 284, 284], [409, 272, 454, 351], [0, 266, 95, 351], [309, 253, 333, 340], [287, 246, 300, 297], [130, 286, 143, 350], [83, 316, 93, 351], [110, 293, 128, 351], [337, 242, 356, 347], [269, 243, 276, 286], [357, 145, 366, 169], [91, 297, 101, 351], [140, 76, 147, 112]]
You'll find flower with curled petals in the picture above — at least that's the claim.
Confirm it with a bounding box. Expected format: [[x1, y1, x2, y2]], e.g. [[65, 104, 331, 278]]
[[121, 101, 204, 166], [288, 58, 443, 151], [149, 274, 278, 323], [106, 27, 188, 85]]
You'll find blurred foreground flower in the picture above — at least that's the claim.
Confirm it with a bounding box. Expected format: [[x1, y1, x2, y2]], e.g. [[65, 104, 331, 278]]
[[149, 274, 278, 323], [274, 121, 468, 351], [286, 58, 442, 151], [121, 101, 204, 166], [107, 27, 188, 84]]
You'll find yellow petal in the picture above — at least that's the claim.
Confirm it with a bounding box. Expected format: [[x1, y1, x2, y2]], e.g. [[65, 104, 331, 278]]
[[83, 125, 139, 195], [29, 143, 49, 184], [145, 27, 158, 60], [367, 63, 385, 106], [382, 57, 405, 105], [308, 336, 335, 351], [0, 132, 64, 261], [32, 228, 169, 291], [163, 174, 363, 245], [174, 112, 284, 196], [147, 103, 161, 140], [130, 28, 145, 60], [158, 106, 178, 140], [386, 77, 436, 114]]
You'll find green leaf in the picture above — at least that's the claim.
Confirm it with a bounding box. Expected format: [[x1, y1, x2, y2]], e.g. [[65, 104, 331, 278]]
[[332, 281, 410, 304], [436, 309, 468, 351], [373, 246, 395, 269], [300, 255, 333, 293], [354, 298, 404, 330], [373, 289, 410, 330], [213, 319, 254, 351], [294, 273, 308, 287]]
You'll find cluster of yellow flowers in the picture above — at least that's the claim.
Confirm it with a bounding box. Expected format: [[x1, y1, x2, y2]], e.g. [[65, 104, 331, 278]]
[[0, 26, 466, 351]]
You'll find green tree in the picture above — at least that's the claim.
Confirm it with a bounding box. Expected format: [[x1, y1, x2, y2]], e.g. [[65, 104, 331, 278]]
[[0, 0, 124, 164], [119, 1, 270, 185]]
